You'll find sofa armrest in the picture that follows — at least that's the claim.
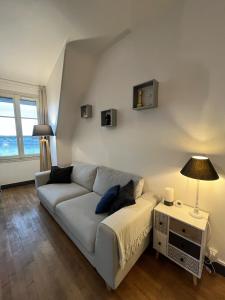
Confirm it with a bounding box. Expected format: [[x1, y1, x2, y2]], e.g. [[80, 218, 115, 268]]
[[35, 171, 51, 188], [95, 192, 157, 289], [95, 221, 119, 289]]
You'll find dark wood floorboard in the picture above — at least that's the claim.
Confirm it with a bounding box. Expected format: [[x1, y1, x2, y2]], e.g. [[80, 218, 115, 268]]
[[0, 185, 225, 300]]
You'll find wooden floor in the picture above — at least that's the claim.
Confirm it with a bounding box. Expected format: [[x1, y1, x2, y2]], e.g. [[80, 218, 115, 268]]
[[1, 185, 225, 300]]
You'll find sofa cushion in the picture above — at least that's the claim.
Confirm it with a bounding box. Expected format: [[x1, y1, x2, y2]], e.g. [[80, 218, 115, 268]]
[[108, 180, 136, 215], [37, 183, 89, 213], [71, 162, 97, 191], [95, 185, 120, 214], [93, 166, 144, 199], [48, 165, 73, 184], [56, 192, 107, 253]]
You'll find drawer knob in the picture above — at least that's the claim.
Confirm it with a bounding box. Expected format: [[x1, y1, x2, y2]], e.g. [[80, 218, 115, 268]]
[[180, 258, 184, 262], [159, 222, 163, 225], [182, 229, 186, 233], [158, 242, 161, 246]]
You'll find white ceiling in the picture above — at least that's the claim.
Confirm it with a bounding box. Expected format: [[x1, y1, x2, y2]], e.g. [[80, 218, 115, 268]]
[[0, 0, 130, 85]]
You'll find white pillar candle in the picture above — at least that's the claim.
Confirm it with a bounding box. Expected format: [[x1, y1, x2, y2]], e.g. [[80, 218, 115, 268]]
[[165, 187, 174, 202]]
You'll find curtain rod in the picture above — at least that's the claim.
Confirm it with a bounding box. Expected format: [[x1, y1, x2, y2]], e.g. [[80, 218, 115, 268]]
[[0, 77, 41, 87]]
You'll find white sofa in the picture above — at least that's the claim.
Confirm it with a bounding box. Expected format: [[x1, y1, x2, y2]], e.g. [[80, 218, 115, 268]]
[[35, 162, 157, 289]]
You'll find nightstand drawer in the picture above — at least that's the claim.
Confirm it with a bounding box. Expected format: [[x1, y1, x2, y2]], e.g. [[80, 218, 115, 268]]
[[153, 230, 167, 256], [169, 232, 200, 259], [168, 244, 199, 275], [155, 211, 168, 234], [170, 218, 202, 244]]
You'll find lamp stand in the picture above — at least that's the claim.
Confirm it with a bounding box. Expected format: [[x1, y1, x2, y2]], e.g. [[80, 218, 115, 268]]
[[189, 179, 203, 219], [40, 136, 51, 171]]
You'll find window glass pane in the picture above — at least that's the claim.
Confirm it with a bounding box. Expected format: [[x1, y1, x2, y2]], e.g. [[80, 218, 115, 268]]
[[21, 118, 38, 135], [20, 99, 38, 118], [0, 117, 18, 156], [23, 136, 39, 155], [0, 117, 17, 136], [0, 97, 14, 117], [21, 118, 39, 155]]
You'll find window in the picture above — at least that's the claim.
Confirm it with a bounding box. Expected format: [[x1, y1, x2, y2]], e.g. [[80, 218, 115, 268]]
[[20, 99, 39, 155], [0, 95, 39, 158], [0, 97, 18, 156]]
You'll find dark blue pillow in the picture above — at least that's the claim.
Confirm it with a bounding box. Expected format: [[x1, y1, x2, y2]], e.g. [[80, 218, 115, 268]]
[[108, 180, 135, 215], [95, 185, 120, 214]]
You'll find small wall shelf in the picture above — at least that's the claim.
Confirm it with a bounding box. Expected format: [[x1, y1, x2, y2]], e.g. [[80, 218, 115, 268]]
[[101, 109, 117, 127], [81, 105, 92, 118], [133, 79, 159, 110]]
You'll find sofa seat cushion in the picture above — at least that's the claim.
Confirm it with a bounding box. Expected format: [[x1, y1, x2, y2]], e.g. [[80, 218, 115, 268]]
[[37, 183, 89, 213], [56, 192, 107, 253]]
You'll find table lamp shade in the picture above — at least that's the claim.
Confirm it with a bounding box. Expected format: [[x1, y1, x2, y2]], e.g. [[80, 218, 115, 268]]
[[180, 156, 219, 181], [32, 124, 54, 137]]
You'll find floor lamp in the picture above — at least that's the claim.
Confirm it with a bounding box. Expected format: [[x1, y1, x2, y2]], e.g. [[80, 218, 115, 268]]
[[32, 124, 54, 171]]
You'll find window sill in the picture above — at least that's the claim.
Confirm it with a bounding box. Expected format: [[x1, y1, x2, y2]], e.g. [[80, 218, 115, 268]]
[[0, 155, 40, 163]]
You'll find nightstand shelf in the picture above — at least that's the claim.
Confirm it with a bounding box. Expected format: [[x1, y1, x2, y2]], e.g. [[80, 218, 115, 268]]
[[153, 202, 209, 285]]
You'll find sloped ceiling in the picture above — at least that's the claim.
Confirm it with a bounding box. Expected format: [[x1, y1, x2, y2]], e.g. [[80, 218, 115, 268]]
[[0, 0, 130, 85]]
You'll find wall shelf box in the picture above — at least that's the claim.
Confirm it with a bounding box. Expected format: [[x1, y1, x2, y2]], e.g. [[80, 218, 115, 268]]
[[101, 109, 117, 127], [133, 79, 159, 110], [81, 105, 92, 118]]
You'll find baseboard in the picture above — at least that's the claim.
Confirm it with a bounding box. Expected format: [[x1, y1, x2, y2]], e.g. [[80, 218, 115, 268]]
[[205, 256, 225, 277], [213, 259, 225, 277], [1, 180, 35, 189]]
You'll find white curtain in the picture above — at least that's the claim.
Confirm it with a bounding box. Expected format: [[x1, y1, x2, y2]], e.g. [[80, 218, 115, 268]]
[[39, 86, 52, 171], [39, 86, 48, 124]]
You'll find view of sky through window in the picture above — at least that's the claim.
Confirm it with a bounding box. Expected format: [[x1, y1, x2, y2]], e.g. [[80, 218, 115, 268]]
[[0, 97, 39, 157]]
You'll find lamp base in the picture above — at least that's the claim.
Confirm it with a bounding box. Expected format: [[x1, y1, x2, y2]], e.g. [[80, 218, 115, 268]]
[[189, 209, 203, 219]]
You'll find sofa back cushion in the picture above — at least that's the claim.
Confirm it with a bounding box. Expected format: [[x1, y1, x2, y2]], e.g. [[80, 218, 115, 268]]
[[93, 166, 144, 199], [71, 162, 97, 191]]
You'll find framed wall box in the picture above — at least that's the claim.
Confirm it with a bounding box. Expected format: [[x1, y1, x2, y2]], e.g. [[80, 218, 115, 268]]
[[133, 79, 159, 110], [101, 109, 117, 127], [81, 105, 92, 118]]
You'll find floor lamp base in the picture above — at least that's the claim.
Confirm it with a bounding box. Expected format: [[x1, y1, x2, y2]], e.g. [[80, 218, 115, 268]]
[[40, 137, 51, 171]]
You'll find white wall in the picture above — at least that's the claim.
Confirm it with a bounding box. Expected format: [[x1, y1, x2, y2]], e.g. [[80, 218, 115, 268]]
[[0, 159, 40, 185], [72, 0, 225, 262], [0, 79, 40, 185], [47, 36, 127, 166], [47, 47, 65, 165], [56, 41, 98, 165]]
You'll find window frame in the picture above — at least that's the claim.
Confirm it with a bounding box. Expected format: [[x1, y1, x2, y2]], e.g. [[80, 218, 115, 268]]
[[0, 90, 40, 162]]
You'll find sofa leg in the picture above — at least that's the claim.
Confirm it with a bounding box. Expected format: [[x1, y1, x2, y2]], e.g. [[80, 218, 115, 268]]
[[106, 283, 112, 291]]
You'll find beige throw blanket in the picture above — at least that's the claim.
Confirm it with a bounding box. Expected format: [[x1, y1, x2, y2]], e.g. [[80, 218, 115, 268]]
[[101, 193, 157, 268]]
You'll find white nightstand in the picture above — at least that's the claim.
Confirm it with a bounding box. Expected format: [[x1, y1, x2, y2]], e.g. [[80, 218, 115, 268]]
[[153, 202, 209, 285]]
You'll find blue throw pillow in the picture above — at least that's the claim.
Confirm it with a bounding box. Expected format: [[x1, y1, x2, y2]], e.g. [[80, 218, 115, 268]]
[[95, 185, 120, 214]]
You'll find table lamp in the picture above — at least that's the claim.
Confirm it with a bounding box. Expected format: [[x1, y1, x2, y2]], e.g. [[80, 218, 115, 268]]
[[32, 124, 54, 171], [180, 155, 219, 219]]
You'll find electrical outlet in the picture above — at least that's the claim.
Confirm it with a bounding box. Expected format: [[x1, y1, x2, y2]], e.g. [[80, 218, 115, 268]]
[[208, 247, 218, 261]]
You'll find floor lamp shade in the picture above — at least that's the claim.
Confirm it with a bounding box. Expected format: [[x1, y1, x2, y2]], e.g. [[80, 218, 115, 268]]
[[32, 124, 54, 171], [180, 156, 219, 218], [32, 124, 54, 137]]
